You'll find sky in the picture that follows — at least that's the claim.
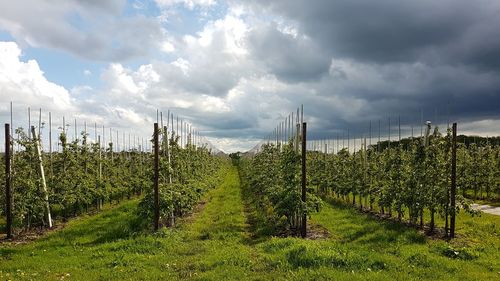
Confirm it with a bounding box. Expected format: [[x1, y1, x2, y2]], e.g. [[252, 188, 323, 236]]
[[1, 0, 500, 153]]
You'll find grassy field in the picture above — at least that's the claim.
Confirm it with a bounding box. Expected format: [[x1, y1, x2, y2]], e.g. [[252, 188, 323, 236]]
[[0, 166, 499, 280]]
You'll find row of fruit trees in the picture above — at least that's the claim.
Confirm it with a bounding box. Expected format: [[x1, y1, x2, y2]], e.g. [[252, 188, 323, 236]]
[[1, 112, 225, 237]]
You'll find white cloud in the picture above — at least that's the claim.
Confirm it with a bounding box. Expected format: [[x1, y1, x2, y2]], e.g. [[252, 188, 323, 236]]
[[0, 41, 73, 111], [458, 119, 500, 137], [155, 0, 217, 10], [2, 1, 500, 153], [198, 95, 230, 112], [171, 58, 190, 75], [112, 106, 145, 124], [161, 41, 176, 53], [206, 136, 259, 153], [0, 0, 166, 61], [195, 14, 249, 55]]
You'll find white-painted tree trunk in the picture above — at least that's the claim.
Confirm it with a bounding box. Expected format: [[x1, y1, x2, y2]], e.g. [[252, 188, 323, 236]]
[[31, 126, 53, 228]]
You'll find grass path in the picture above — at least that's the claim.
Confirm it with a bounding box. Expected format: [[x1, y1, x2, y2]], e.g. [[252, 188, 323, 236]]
[[1, 165, 499, 280], [0, 166, 263, 280]]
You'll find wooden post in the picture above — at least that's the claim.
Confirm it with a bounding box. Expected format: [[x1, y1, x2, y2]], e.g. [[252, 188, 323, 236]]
[[153, 123, 160, 231], [301, 122, 307, 238], [450, 123, 457, 238], [5, 124, 13, 238], [31, 126, 52, 228], [10, 102, 14, 168]]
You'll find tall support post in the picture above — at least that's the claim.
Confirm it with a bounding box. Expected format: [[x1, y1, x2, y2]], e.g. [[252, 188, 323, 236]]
[[301, 122, 307, 238], [153, 123, 160, 231], [181, 119, 184, 148], [165, 125, 172, 184], [347, 129, 350, 154], [38, 108, 41, 141], [300, 104, 303, 125], [31, 126, 52, 228], [450, 123, 457, 238], [336, 134, 339, 154], [378, 120, 381, 152], [94, 122, 97, 144], [10, 102, 14, 167], [49, 112, 52, 175], [398, 116, 401, 144], [171, 113, 174, 136], [74, 118, 77, 141], [166, 122, 175, 227], [295, 123, 300, 153], [96, 135, 102, 210], [5, 124, 13, 238], [388, 117, 391, 150], [28, 107, 31, 139], [369, 120, 372, 147], [109, 128, 113, 159], [102, 125, 105, 151], [160, 112, 164, 132], [420, 109, 424, 138]]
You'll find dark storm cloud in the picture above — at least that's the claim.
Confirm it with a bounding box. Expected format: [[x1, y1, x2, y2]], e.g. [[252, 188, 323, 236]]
[[304, 61, 500, 138], [246, 23, 330, 82], [244, 0, 500, 69], [230, 0, 500, 142]]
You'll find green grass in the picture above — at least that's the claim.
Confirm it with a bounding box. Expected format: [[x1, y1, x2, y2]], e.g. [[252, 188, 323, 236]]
[[1, 166, 499, 280], [328, 191, 500, 233]]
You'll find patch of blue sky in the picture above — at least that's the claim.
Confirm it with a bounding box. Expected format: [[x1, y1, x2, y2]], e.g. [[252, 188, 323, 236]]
[[121, 0, 229, 66], [0, 31, 14, 41], [134, 0, 229, 37], [22, 46, 105, 91], [0, 30, 102, 90], [125, 0, 162, 17]]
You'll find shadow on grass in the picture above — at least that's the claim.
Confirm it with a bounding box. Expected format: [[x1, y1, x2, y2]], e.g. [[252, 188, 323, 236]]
[[33, 201, 146, 248], [239, 184, 280, 245], [321, 197, 426, 246]]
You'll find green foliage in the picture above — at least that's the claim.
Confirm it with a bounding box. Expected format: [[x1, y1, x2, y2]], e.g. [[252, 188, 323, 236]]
[[239, 141, 322, 235], [306, 127, 499, 234], [1, 127, 150, 232], [0, 167, 499, 280], [138, 129, 225, 227]]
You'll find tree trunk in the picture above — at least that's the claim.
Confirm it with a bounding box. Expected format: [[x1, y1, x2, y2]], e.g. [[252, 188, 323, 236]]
[[429, 209, 435, 233], [31, 126, 53, 228]]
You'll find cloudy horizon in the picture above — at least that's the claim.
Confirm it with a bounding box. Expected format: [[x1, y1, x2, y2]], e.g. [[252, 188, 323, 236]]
[[1, 0, 500, 153]]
